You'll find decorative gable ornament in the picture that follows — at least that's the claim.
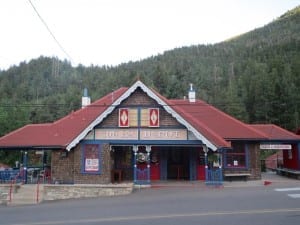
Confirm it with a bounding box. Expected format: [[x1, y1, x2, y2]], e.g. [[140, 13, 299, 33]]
[[149, 108, 159, 127], [119, 108, 129, 127]]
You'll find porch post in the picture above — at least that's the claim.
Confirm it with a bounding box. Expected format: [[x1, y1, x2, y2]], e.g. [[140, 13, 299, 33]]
[[203, 145, 208, 183], [218, 149, 223, 183], [132, 145, 138, 184], [146, 145, 151, 183], [298, 143, 300, 170], [23, 151, 28, 184]]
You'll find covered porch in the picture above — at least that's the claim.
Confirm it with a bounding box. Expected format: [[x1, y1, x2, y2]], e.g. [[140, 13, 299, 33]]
[[110, 144, 223, 185]]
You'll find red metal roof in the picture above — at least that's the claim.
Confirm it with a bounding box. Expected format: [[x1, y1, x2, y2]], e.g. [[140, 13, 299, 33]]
[[168, 99, 267, 142], [250, 124, 300, 140], [0, 88, 128, 149], [0, 81, 299, 150]]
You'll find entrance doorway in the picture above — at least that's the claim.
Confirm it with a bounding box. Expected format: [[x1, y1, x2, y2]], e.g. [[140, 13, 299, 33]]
[[112, 146, 133, 181], [167, 147, 190, 180]]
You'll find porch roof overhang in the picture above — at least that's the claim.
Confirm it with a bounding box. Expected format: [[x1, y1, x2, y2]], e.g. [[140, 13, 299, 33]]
[[0, 145, 64, 150]]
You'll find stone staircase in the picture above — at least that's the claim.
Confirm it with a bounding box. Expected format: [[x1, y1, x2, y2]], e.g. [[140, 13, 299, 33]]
[[8, 184, 43, 206]]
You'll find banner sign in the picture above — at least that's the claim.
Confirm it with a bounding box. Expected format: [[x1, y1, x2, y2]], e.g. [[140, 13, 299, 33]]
[[260, 144, 292, 150]]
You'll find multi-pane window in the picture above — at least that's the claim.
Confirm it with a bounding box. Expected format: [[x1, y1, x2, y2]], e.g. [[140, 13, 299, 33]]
[[225, 143, 247, 168]]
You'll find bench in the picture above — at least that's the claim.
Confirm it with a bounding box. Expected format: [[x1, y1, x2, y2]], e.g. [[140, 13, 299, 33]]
[[224, 173, 251, 181], [276, 168, 300, 179]]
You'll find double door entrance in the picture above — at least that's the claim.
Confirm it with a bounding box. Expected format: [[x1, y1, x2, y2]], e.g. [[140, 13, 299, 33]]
[[112, 146, 206, 183]]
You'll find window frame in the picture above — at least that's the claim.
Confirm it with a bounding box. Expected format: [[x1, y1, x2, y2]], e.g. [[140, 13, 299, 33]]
[[81, 143, 102, 174], [224, 143, 249, 169]]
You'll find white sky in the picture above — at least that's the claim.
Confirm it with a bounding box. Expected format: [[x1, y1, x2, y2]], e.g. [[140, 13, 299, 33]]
[[0, 0, 299, 69]]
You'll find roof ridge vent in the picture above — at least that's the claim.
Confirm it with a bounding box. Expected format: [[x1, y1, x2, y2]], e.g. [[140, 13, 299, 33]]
[[188, 83, 196, 103]]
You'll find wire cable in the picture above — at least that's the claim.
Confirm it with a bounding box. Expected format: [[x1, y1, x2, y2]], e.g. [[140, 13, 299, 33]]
[[27, 0, 74, 64]]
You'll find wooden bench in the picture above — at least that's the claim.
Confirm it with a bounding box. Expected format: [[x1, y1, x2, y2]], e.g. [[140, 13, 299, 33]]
[[224, 173, 251, 181], [276, 168, 300, 179]]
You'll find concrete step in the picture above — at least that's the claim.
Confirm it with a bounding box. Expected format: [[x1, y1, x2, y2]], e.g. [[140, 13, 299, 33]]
[[8, 184, 43, 206]]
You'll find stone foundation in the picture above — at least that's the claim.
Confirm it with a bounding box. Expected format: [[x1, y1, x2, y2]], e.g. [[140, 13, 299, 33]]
[[43, 183, 133, 201]]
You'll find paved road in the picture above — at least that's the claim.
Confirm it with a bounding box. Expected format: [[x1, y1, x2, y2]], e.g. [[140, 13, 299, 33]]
[[0, 176, 299, 225]]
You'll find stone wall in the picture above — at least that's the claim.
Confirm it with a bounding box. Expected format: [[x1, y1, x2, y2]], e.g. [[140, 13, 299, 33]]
[[43, 183, 133, 201], [0, 184, 19, 205]]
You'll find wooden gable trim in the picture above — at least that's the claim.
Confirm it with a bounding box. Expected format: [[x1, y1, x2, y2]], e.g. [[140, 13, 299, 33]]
[[66, 80, 218, 151]]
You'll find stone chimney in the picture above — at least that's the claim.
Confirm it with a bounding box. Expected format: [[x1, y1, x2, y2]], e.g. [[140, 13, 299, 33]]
[[82, 88, 91, 108], [188, 83, 196, 103]]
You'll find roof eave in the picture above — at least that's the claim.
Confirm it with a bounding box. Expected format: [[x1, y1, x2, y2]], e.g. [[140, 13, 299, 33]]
[[0, 145, 64, 150]]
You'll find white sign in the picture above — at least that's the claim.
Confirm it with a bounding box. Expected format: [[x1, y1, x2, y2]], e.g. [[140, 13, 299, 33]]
[[85, 158, 99, 172], [260, 144, 292, 150], [95, 129, 139, 140], [140, 129, 187, 140], [93, 129, 187, 140]]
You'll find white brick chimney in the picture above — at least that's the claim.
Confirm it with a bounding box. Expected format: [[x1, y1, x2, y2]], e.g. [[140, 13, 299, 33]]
[[82, 88, 91, 108], [188, 83, 196, 103]]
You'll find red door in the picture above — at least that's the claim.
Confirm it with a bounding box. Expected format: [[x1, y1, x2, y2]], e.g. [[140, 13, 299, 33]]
[[150, 148, 160, 180], [197, 150, 206, 180]]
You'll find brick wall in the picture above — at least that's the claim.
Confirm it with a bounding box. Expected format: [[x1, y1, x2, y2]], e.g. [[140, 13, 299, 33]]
[[248, 143, 261, 179], [51, 150, 75, 184], [73, 143, 111, 184], [223, 142, 261, 180]]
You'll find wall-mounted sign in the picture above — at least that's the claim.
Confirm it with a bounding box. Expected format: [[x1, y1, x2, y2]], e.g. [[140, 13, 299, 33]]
[[95, 129, 139, 140], [140, 129, 187, 140], [85, 158, 99, 172], [83, 144, 101, 173], [94, 128, 187, 141], [260, 144, 292, 150]]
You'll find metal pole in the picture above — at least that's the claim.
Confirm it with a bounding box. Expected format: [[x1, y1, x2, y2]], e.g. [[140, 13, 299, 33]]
[[146, 145, 151, 184], [23, 151, 28, 184], [203, 145, 208, 184], [132, 145, 138, 184]]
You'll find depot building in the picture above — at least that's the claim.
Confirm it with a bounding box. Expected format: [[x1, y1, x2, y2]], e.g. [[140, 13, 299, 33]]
[[0, 80, 299, 184]]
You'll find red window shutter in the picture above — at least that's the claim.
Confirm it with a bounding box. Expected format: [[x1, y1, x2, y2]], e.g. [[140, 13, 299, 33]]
[[119, 108, 129, 127], [149, 108, 159, 127]]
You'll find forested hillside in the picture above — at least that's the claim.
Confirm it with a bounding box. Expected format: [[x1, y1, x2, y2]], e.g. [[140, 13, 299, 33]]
[[0, 6, 299, 138]]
